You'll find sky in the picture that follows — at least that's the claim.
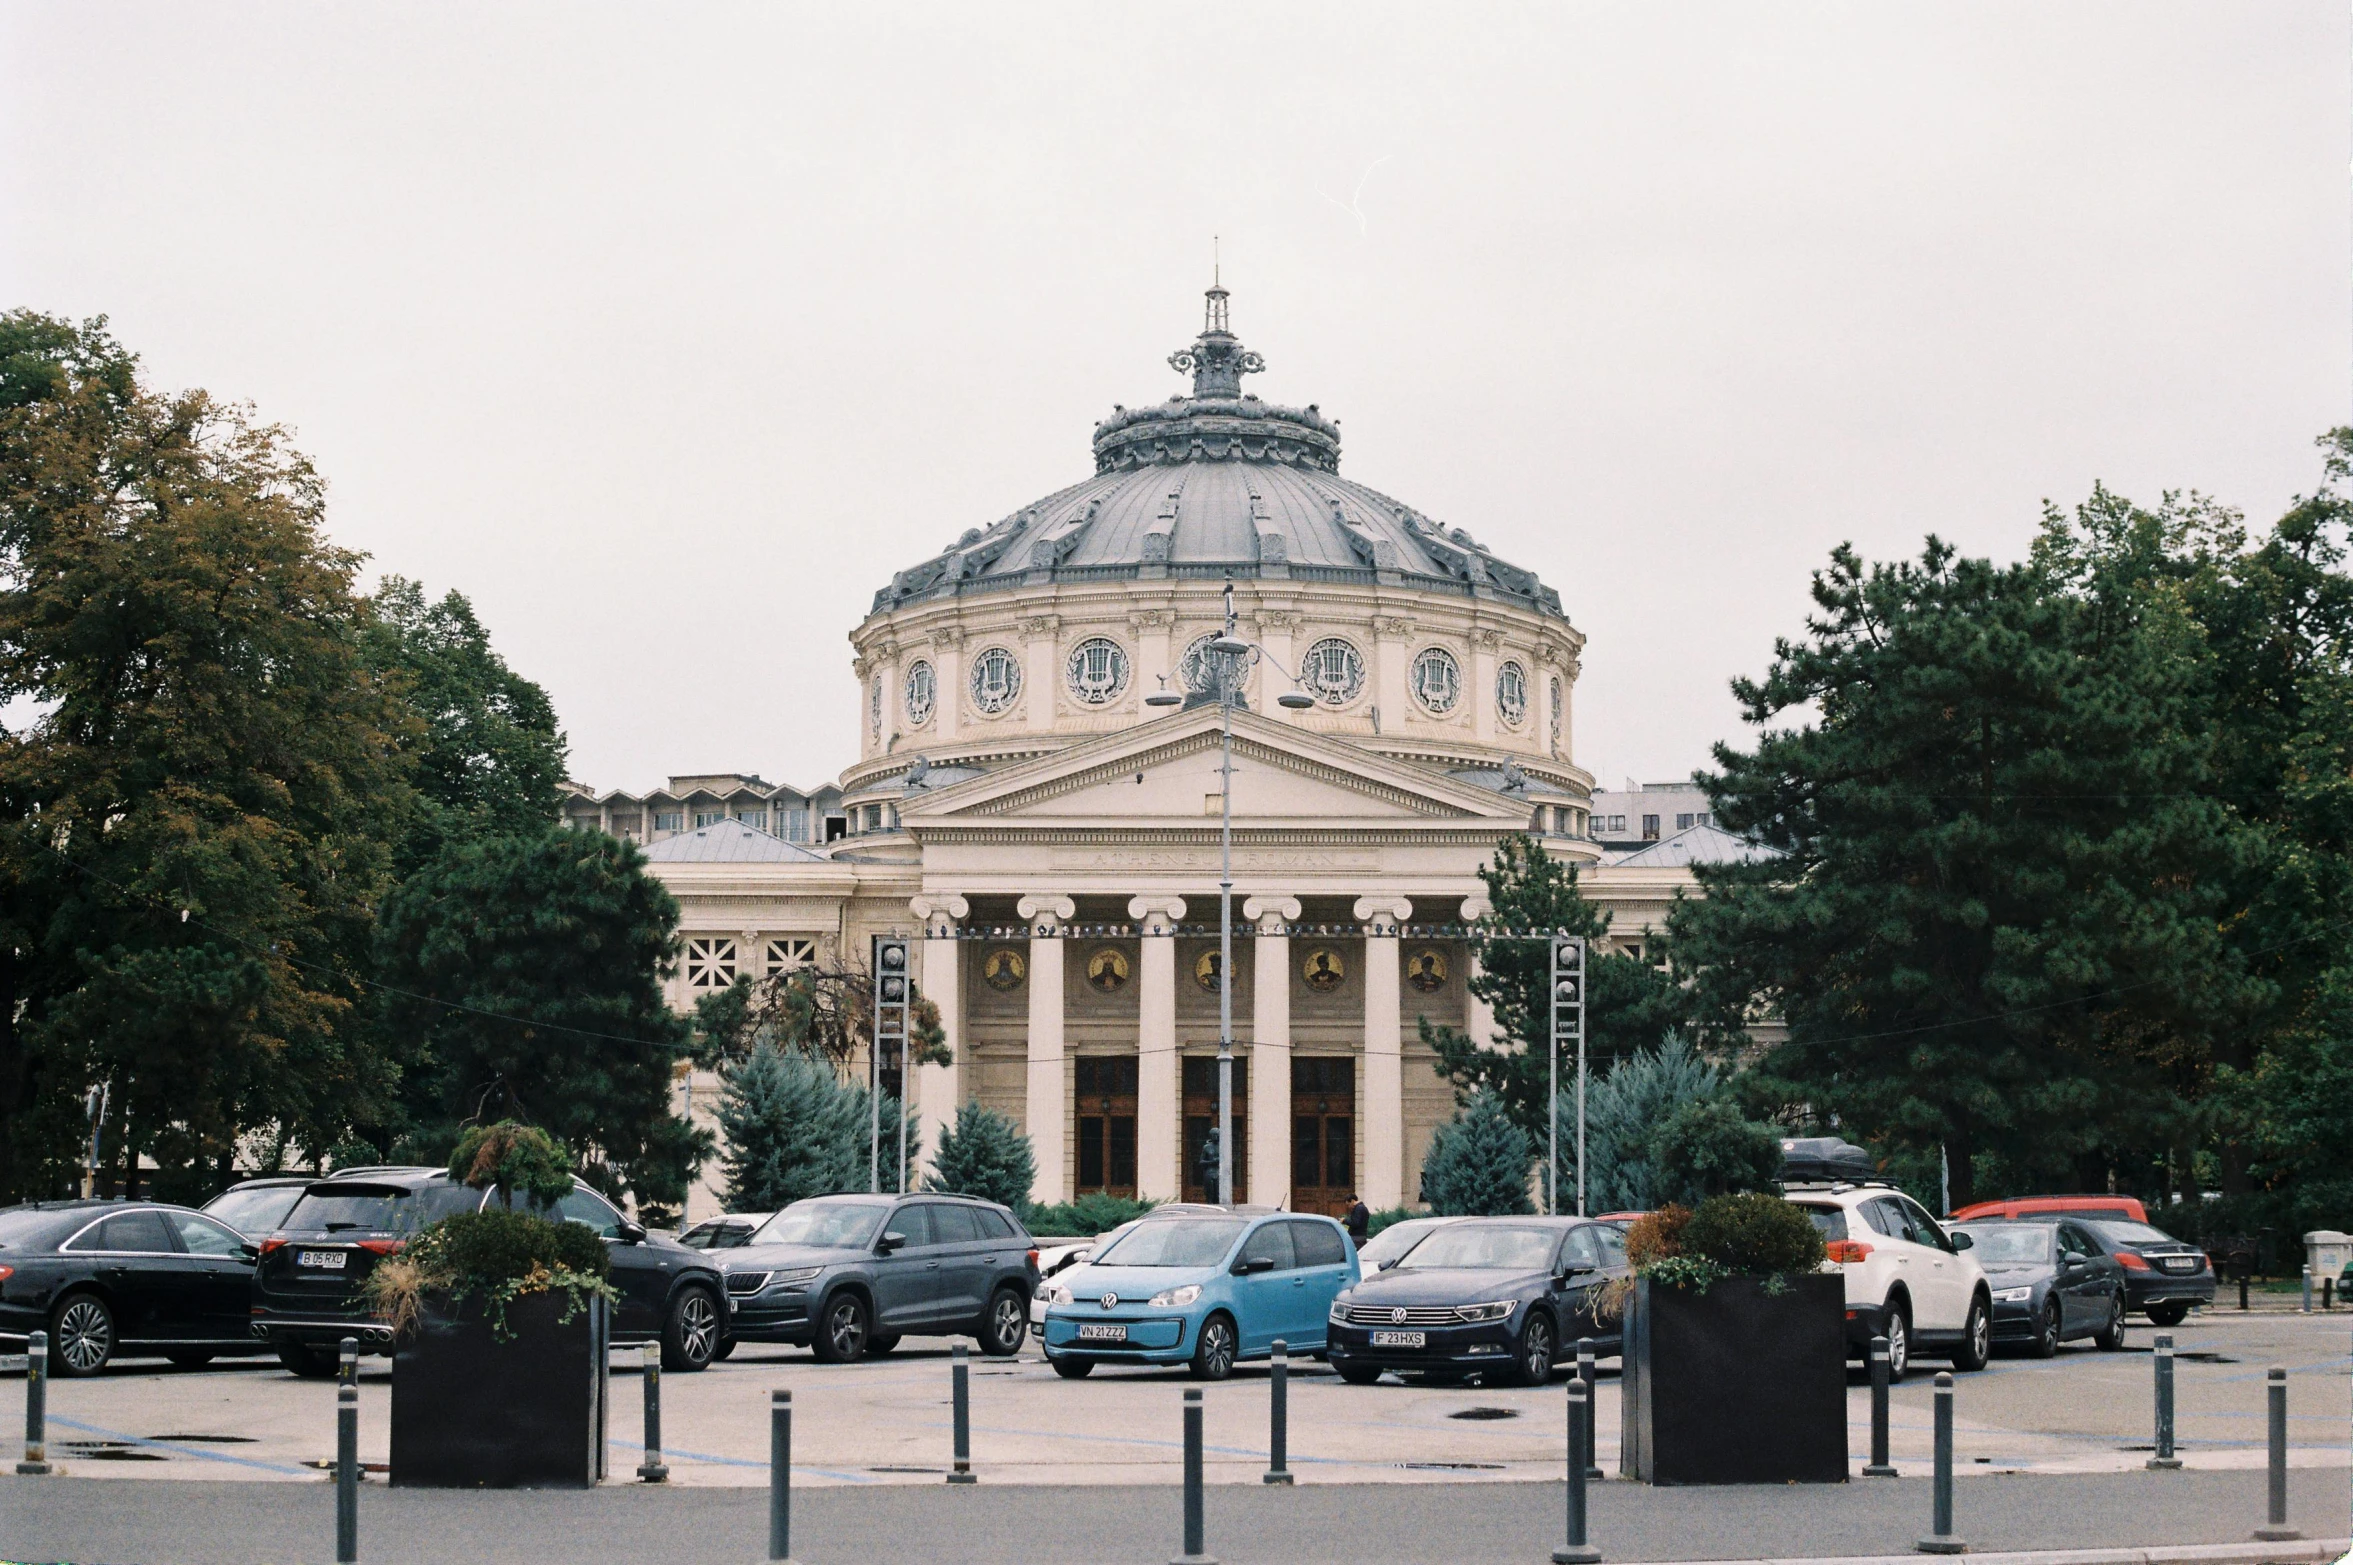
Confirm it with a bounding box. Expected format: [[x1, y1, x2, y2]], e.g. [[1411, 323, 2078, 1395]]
[[2, 3, 2346, 794]]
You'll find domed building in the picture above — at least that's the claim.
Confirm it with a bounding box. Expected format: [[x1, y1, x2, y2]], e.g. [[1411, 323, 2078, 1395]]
[[567, 286, 1691, 1220]]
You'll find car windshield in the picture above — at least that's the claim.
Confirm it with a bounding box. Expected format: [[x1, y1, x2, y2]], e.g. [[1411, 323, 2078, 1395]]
[[1957, 1225, 2052, 1265], [683, 1220, 760, 1250], [283, 1184, 479, 1234], [753, 1201, 884, 1250], [1091, 1218, 1247, 1268], [2087, 1220, 2179, 1246], [1357, 1220, 1437, 1268], [1398, 1225, 1558, 1271], [203, 1185, 306, 1236]]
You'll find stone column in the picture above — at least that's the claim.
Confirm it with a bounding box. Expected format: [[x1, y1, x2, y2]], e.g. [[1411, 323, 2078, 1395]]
[[1373, 617, 1414, 731], [1355, 895, 1413, 1209], [912, 894, 968, 1184], [1019, 615, 1060, 735], [1245, 895, 1300, 1209], [1018, 893, 1075, 1206], [1131, 609, 1176, 709], [1128, 895, 1187, 1201], [1461, 894, 1497, 1051], [933, 627, 964, 745], [1257, 612, 1301, 722], [1469, 628, 1501, 744]]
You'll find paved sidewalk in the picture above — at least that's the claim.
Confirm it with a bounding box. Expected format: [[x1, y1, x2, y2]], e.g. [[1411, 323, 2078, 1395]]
[[2, 1469, 2349, 1564]]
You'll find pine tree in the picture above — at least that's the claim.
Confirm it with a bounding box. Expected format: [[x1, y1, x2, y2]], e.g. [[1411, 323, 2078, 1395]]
[[1559, 1035, 1725, 1213], [1420, 1090, 1536, 1216], [928, 1099, 1036, 1210], [1648, 1098, 1782, 1205], [717, 1045, 860, 1211]]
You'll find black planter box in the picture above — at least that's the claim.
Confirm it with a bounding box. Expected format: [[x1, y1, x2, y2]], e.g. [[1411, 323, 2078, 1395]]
[[1619, 1272, 1846, 1485], [391, 1291, 608, 1488]]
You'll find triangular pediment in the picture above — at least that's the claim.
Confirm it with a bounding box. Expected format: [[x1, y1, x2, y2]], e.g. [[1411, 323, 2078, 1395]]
[[897, 708, 1530, 831]]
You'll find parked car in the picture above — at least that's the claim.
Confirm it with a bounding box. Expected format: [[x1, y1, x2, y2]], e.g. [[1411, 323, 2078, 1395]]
[[2075, 1217, 2215, 1326], [1949, 1220, 2127, 1356], [1353, 1215, 1466, 1273], [0, 1200, 269, 1375], [1787, 1183, 1991, 1378], [1949, 1195, 2150, 1224], [1040, 1211, 1357, 1380], [199, 1177, 314, 1239], [1030, 1239, 1106, 1329], [720, 1193, 1037, 1363], [249, 1167, 727, 1377], [680, 1213, 774, 1250], [1324, 1216, 1629, 1387]]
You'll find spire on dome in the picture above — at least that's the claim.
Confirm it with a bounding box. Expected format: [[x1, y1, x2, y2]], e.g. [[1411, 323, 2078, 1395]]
[[1168, 257, 1265, 398]]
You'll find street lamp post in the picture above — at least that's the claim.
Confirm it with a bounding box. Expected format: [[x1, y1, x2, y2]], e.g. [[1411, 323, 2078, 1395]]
[[1148, 579, 1315, 1207]]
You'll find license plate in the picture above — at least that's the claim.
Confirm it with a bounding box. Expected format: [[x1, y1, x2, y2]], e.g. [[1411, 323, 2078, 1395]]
[[297, 1250, 347, 1270], [1076, 1323, 1127, 1343], [2161, 1258, 2196, 1272], [1370, 1330, 1426, 1348]]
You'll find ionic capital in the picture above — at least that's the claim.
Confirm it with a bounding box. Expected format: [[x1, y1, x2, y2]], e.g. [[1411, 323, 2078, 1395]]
[[910, 893, 970, 938], [1242, 894, 1301, 935], [1458, 893, 1493, 924], [1126, 894, 1188, 935], [1353, 894, 1414, 934], [1016, 892, 1076, 934], [930, 624, 967, 650]]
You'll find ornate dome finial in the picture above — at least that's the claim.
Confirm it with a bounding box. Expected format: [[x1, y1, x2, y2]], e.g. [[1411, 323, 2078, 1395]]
[[1168, 255, 1265, 399]]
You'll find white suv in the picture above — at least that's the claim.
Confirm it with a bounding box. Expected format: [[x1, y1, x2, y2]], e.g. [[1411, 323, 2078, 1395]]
[[1788, 1183, 1991, 1378]]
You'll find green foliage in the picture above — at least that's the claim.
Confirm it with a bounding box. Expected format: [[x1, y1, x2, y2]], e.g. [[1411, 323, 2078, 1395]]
[[1649, 1098, 1784, 1205], [1558, 1036, 1727, 1213], [928, 1100, 1036, 1211], [367, 1208, 614, 1341], [1420, 1090, 1536, 1216], [374, 830, 709, 1207], [1421, 834, 1683, 1147], [1023, 1191, 1156, 1237], [1679, 1193, 1827, 1277], [447, 1121, 576, 1207], [694, 963, 950, 1073], [714, 1042, 916, 1212]]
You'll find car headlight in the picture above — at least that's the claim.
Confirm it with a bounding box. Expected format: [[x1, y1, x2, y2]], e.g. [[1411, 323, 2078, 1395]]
[[1992, 1286, 2033, 1303], [1041, 1284, 1071, 1306], [1148, 1284, 1202, 1308], [1454, 1301, 1516, 1323], [1329, 1300, 1349, 1324], [769, 1266, 822, 1288]]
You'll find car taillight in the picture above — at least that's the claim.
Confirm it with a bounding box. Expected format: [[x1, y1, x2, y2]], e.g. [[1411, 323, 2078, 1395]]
[[0, 1264, 13, 1283], [258, 1238, 288, 1258], [356, 1239, 404, 1256], [2116, 1252, 2150, 1271], [1826, 1240, 1874, 1264], [1026, 1248, 1039, 1272]]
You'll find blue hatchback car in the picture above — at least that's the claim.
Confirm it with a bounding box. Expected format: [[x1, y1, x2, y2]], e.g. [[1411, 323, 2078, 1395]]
[[1040, 1211, 1359, 1379]]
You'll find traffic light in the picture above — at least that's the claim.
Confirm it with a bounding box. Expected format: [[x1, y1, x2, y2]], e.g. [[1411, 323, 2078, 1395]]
[[1550, 935, 1584, 1047], [871, 935, 913, 1194], [1549, 933, 1586, 1216]]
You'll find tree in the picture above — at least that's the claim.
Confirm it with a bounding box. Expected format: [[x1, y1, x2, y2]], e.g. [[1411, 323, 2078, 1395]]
[[1420, 1090, 1536, 1216], [927, 1099, 1036, 1210], [373, 830, 707, 1208], [0, 312, 416, 1202], [1648, 1098, 1783, 1205], [693, 960, 948, 1085], [361, 577, 566, 877], [1561, 1035, 1727, 1213], [1421, 833, 1682, 1146], [717, 1044, 862, 1210]]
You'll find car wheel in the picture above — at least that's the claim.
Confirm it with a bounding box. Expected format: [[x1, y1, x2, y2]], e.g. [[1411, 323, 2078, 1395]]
[[1336, 1364, 1384, 1386], [2028, 1299, 2060, 1360], [2094, 1295, 2127, 1352], [2145, 1301, 2189, 1327], [661, 1286, 723, 1372], [713, 1337, 739, 1361], [1190, 1314, 1238, 1381], [1051, 1357, 1094, 1379], [1951, 1294, 1991, 1372], [812, 1292, 870, 1364], [277, 1341, 340, 1379], [866, 1335, 901, 1356], [1507, 1312, 1556, 1388], [51, 1292, 116, 1377], [165, 1351, 214, 1370], [979, 1286, 1028, 1357], [1882, 1300, 1911, 1380]]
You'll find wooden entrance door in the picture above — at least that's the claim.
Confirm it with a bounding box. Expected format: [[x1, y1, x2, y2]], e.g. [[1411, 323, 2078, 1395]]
[[1181, 1055, 1247, 1204], [1291, 1057, 1355, 1217], [1074, 1056, 1138, 1198]]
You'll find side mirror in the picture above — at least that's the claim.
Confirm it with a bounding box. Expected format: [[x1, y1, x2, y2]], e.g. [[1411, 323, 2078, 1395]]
[[2060, 1250, 2086, 1267], [239, 1243, 259, 1262], [1073, 1249, 1093, 1265], [617, 1221, 647, 1245], [1232, 1255, 1276, 1275], [1949, 1232, 1974, 1252], [878, 1231, 908, 1254]]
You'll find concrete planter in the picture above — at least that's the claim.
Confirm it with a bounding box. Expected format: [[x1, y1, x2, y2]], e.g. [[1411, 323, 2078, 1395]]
[[390, 1290, 608, 1488], [1619, 1272, 1846, 1485]]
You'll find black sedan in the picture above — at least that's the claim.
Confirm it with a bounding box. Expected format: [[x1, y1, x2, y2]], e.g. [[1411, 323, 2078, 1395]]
[[1324, 1217, 1629, 1387], [0, 1200, 269, 1375], [1950, 1220, 2127, 1357], [2079, 1218, 2216, 1325]]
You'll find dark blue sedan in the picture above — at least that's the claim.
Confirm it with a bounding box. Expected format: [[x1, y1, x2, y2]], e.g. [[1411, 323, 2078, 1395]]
[[1950, 1219, 2127, 1357]]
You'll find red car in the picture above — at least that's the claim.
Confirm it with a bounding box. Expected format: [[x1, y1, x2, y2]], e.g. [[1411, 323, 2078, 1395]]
[[1949, 1195, 2148, 1224]]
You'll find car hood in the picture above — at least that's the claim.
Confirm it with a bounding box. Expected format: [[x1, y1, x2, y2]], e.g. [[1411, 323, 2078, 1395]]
[[1340, 1266, 1552, 1305], [1056, 1263, 1219, 1303], [1980, 1263, 2056, 1284], [719, 1242, 870, 1270]]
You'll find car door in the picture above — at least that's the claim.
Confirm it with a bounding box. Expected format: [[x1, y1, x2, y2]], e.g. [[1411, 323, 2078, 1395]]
[[67, 1209, 195, 1342], [1553, 1226, 1608, 1342], [871, 1203, 939, 1330], [2055, 1223, 2109, 1332], [1891, 1195, 1968, 1330], [927, 1203, 993, 1325], [166, 1210, 257, 1342], [1858, 1198, 1938, 1326], [556, 1185, 662, 1336], [1228, 1222, 1296, 1355], [1283, 1220, 1352, 1347]]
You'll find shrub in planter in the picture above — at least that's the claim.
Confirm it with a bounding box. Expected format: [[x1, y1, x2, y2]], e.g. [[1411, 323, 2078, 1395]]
[[1618, 1192, 1844, 1486]]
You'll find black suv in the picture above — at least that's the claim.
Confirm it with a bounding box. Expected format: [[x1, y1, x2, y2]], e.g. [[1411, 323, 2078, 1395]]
[[718, 1193, 1037, 1362], [250, 1167, 727, 1376]]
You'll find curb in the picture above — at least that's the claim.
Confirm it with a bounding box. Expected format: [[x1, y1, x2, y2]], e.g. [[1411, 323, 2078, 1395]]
[[1638, 1543, 2349, 1565]]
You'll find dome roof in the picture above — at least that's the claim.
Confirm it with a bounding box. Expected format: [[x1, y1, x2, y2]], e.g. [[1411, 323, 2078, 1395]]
[[869, 288, 1566, 623]]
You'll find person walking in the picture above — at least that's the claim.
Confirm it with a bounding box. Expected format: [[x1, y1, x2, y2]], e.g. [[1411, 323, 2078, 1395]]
[[1345, 1194, 1370, 1249]]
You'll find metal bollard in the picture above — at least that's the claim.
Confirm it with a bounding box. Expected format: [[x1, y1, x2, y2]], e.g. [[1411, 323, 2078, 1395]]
[[638, 1341, 669, 1483], [1172, 1387, 1215, 1565], [949, 1342, 976, 1484], [1915, 1372, 1963, 1554], [16, 1329, 50, 1475], [2327, 1277, 2337, 1312], [2240, 1273, 2251, 1311], [339, 1335, 358, 1388], [2302, 1267, 2313, 1314], [1262, 1338, 1292, 1485], [2148, 1332, 2181, 1469], [336, 1372, 359, 1564], [1553, 1376, 1601, 1564], [2253, 1366, 2300, 1541], [1577, 1337, 1602, 1479], [1864, 1334, 1898, 1477], [770, 1389, 797, 1563]]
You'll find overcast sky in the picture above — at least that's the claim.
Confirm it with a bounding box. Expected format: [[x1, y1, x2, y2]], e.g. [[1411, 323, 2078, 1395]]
[[3, 4, 2345, 795]]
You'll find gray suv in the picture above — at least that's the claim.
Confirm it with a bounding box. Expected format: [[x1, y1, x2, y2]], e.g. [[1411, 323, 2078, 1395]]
[[719, 1193, 1037, 1362]]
